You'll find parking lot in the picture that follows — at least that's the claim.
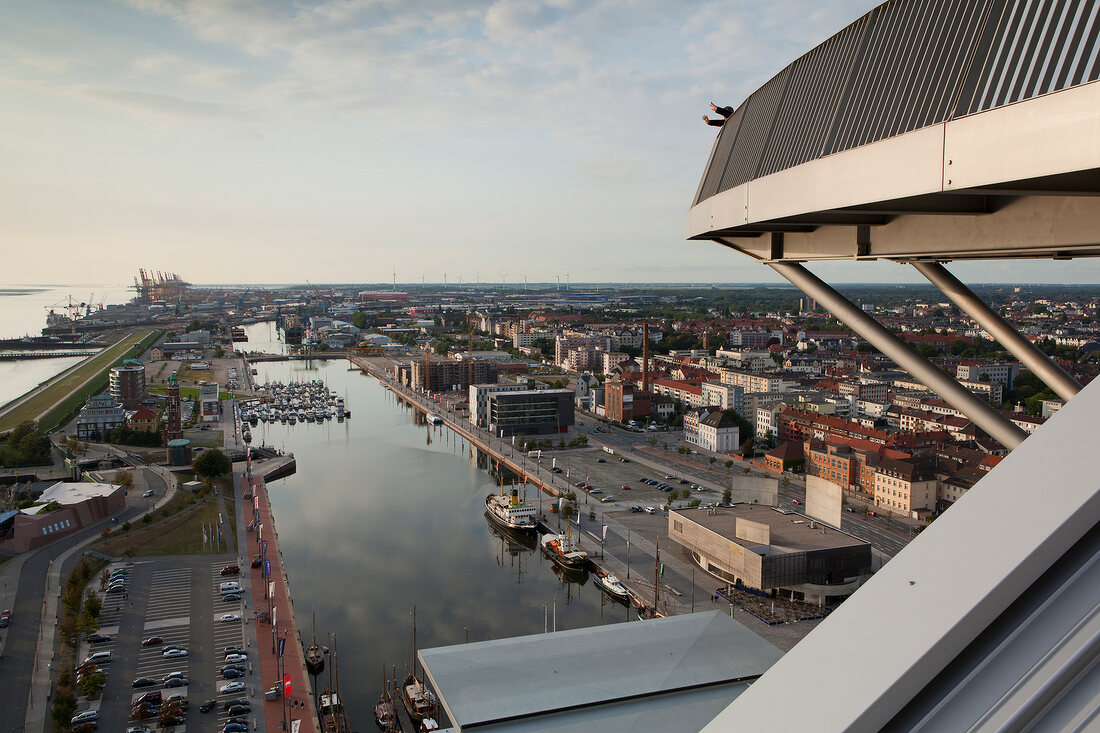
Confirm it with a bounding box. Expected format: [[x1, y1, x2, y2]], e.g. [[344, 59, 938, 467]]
[[68, 557, 261, 732]]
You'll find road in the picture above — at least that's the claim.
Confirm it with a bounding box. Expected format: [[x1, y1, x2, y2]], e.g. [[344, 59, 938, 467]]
[[0, 468, 166, 730]]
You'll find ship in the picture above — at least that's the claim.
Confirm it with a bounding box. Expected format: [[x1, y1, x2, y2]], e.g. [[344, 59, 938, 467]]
[[593, 571, 630, 604], [485, 488, 537, 533], [305, 609, 325, 676], [402, 606, 440, 729], [540, 526, 589, 571]]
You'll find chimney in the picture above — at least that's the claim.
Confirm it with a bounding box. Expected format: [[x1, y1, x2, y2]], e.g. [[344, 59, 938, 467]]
[[642, 322, 650, 394]]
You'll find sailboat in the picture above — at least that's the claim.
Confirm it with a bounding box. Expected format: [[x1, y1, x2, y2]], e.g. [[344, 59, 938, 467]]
[[318, 633, 353, 733], [374, 663, 398, 732], [637, 536, 668, 620], [401, 606, 440, 728], [305, 608, 325, 676]]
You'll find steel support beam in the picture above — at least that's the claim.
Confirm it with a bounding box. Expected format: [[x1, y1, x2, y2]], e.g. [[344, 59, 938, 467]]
[[768, 261, 1028, 451], [911, 261, 1082, 402]]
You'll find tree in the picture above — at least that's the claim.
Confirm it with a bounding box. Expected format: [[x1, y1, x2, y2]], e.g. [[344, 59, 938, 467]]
[[352, 311, 369, 329], [115, 471, 134, 491], [724, 459, 733, 470], [193, 448, 231, 480], [77, 670, 106, 699], [709, 456, 717, 466], [722, 488, 732, 505]]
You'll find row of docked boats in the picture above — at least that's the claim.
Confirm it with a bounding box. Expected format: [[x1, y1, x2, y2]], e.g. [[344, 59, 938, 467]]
[[484, 487, 631, 605], [242, 379, 352, 427]]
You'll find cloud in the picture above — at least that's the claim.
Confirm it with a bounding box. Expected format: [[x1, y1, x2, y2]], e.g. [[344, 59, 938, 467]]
[[77, 86, 237, 119]]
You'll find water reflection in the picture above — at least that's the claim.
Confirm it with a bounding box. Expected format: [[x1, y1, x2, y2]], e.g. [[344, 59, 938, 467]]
[[250, 359, 633, 727]]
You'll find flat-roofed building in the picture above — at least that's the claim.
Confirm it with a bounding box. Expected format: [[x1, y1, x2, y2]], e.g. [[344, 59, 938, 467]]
[[198, 381, 219, 422], [668, 505, 871, 605], [487, 389, 574, 437]]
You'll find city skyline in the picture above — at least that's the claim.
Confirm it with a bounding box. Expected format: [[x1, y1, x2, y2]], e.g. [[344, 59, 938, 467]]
[[4, 0, 1100, 286]]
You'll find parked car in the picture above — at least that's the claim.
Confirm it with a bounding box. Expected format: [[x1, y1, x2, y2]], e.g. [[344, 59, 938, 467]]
[[165, 694, 188, 707], [219, 681, 246, 694], [792, 498, 801, 505], [644, 507, 657, 514], [164, 677, 189, 688], [221, 668, 244, 679], [163, 671, 185, 683], [224, 646, 245, 655], [250, 555, 262, 568], [71, 711, 98, 726], [596, 458, 606, 463], [220, 664, 246, 675], [86, 634, 112, 644], [589, 488, 603, 494], [224, 724, 248, 733], [223, 698, 250, 710], [227, 704, 251, 716], [132, 677, 157, 688], [621, 485, 631, 491], [219, 614, 241, 623], [220, 564, 240, 575], [199, 700, 217, 713], [141, 637, 164, 646], [224, 653, 247, 663], [867, 510, 877, 517], [630, 506, 642, 513], [222, 593, 241, 603], [162, 648, 189, 659], [619, 457, 630, 462], [600, 495, 615, 503]]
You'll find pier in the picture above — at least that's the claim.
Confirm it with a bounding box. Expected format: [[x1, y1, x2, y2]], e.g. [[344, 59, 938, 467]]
[[243, 456, 320, 733]]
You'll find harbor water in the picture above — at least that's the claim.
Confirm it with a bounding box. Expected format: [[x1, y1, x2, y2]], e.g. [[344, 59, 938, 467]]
[[0, 283, 131, 408], [248, 356, 633, 727]]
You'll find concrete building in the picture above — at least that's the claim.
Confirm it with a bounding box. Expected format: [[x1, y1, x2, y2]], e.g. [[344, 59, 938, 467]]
[[701, 381, 744, 413], [720, 370, 791, 394], [198, 381, 220, 422], [108, 359, 146, 408], [408, 358, 499, 393], [76, 393, 126, 440], [0, 481, 125, 553], [487, 389, 574, 436], [469, 381, 540, 428], [126, 405, 158, 433], [668, 505, 870, 605], [873, 455, 939, 518], [956, 361, 1020, 389], [685, 407, 740, 453]]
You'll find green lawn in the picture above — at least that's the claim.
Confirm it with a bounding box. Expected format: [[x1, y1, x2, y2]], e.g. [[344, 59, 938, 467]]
[[149, 386, 247, 400], [0, 329, 158, 434], [96, 492, 236, 557]]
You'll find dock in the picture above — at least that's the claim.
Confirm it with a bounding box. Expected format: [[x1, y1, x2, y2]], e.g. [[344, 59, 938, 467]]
[[243, 457, 320, 733]]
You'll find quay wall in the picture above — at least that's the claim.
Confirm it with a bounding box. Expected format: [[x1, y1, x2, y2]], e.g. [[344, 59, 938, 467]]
[[244, 458, 319, 733]]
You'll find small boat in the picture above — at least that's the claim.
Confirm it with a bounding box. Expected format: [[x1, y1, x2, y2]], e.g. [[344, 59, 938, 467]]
[[485, 488, 537, 533], [540, 529, 589, 571], [305, 609, 325, 676], [374, 664, 397, 732], [402, 606, 440, 725], [593, 571, 630, 603]]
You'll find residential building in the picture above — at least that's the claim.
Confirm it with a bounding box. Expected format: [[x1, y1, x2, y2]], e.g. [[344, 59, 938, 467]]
[[720, 370, 791, 394], [127, 406, 158, 433], [649, 378, 704, 407], [697, 410, 740, 453], [408, 359, 499, 392], [701, 381, 745, 413], [469, 381, 538, 428], [873, 456, 939, 517], [198, 381, 220, 422], [956, 361, 1020, 388], [75, 393, 126, 440], [109, 360, 146, 408]]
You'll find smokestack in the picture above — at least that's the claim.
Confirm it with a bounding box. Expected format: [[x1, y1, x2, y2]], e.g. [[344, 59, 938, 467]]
[[642, 322, 650, 394]]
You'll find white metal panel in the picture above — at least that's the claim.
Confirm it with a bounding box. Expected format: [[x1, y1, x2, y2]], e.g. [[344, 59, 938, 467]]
[[945, 81, 1100, 190], [702, 377, 1100, 732]]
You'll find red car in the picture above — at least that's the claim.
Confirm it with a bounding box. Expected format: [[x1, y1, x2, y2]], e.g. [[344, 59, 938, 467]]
[[621, 485, 631, 491], [141, 636, 164, 646]]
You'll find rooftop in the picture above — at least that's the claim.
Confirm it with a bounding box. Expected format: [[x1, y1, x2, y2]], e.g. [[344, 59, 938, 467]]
[[420, 610, 781, 732], [38, 482, 121, 505], [672, 504, 867, 552]]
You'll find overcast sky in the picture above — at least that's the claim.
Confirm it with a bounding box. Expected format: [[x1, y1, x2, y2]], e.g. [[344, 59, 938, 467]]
[[2, 0, 1096, 286]]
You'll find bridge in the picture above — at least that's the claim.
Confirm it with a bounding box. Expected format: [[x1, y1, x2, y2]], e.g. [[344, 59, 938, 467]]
[[687, 1, 1100, 731]]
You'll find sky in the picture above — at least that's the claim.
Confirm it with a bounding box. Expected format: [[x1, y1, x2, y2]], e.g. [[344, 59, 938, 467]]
[[2, 0, 1097, 286]]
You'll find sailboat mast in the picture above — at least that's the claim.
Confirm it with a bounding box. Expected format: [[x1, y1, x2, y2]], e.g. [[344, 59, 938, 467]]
[[412, 605, 418, 680]]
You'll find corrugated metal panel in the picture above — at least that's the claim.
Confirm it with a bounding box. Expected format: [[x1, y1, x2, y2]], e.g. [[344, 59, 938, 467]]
[[959, 0, 1100, 115], [694, 103, 746, 205], [693, 0, 1100, 206], [716, 68, 789, 195], [756, 17, 868, 179], [826, 0, 990, 155]]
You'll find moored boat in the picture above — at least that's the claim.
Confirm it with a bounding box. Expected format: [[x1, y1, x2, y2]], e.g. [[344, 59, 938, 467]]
[[540, 529, 589, 571], [485, 488, 537, 533], [593, 571, 630, 603]]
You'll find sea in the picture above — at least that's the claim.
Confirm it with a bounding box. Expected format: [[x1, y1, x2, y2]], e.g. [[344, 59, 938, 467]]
[[0, 283, 132, 408]]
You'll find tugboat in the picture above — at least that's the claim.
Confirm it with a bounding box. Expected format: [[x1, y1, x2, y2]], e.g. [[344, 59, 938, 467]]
[[401, 606, 440, 729], [539, 523, 589, 571], [485, 487, 537, 533]]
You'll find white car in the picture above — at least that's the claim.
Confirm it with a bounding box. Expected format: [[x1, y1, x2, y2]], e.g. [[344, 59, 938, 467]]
[[162, 648, 189, 659], [142, 490, 154, 498], [219, 614, 241, 623], [71, 710, 99, 725], [224, 653, 247, 663], [219, 681, 246, 694]]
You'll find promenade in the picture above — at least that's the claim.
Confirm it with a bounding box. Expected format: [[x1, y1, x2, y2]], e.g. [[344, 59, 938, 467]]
[[244, 459, 319, 733]]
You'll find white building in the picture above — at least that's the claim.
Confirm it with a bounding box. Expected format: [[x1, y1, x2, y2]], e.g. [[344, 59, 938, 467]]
[[198, 381, 220, 422]]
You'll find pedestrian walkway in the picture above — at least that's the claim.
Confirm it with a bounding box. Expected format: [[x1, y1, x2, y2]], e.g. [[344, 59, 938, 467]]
[[244, 466, 318, 733]]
